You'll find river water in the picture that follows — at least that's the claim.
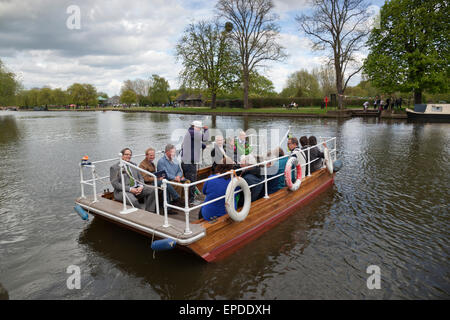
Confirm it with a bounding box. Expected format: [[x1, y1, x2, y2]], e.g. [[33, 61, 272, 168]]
[[0, 110, 448, 299]]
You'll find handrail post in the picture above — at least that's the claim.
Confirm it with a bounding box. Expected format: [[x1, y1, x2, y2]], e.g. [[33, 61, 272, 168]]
[[154, 177, 160, 215], [119, 159, 138, 214], [162, 179, 170, 227], [308, 147, 311, 176], [263, 162, 269, 199], [334, 138, 337, 161], [120, 160, 127, 212], [183, 184, 192, 235], [91, 164, 98, 202], [79, 164, 85, 199]]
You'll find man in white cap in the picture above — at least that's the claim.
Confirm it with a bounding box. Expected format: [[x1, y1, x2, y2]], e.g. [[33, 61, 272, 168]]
[[180, 120, 209, 203]]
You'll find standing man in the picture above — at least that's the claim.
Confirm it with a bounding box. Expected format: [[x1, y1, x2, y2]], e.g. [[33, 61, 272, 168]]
[[110, 148, 156, 212], [181, 121, 209, 203]]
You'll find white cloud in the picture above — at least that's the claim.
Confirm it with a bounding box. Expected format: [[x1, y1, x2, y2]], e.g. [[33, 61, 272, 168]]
[[0, 0, 372, 96]]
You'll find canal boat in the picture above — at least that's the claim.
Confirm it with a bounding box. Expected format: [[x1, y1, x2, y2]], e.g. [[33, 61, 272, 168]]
[[405, 103, 450, 122], [74, 136, 341, 262]]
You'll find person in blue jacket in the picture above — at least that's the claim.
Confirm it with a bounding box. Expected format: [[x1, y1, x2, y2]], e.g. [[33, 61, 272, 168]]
[[200, 164, 233, 221], [267, 147, 288, 194]]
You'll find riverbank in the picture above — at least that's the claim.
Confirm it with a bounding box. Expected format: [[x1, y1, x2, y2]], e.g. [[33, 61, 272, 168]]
[[43, 106, 407, 119]]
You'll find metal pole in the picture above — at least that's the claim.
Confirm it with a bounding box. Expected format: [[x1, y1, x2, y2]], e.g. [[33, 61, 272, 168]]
[[91, 165, 98, 202], [334, 138, 337, 161], [80, 164, 85, 199], [162, 179, 169, 227], [264, 162, 269, 199], [308, 147, 311, 176], [120, 160, 127, 212], [184, 184, 192, 235], [154, 178, 160, 215], [119, 160, 138, 214]]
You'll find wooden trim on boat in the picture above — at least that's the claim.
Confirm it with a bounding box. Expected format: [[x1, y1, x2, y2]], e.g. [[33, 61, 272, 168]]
[[188, 167, 334, 262]]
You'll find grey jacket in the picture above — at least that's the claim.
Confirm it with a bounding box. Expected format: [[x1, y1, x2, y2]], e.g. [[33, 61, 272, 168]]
[[110, 161, 144, 193]]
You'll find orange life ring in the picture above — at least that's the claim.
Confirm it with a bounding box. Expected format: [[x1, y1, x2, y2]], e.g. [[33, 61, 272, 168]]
[[284, 156, 302, 191]]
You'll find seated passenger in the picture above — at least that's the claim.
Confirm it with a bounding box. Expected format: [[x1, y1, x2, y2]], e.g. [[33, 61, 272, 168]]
[[157, 144, 190, 202], [239, 154, 264, 203], [110, 148, 156, 212], [139, 147, 182, 206], [225, 136, 240, 169], [287, 137, 300, 154], [286, 137, 301, 181], [267, 147, 287, 194], [211, 135, 234, 172], [299, 136, 310, 175], [235, 131, 252, 160], [308, 136, 326, 173], [200, 164, 233, 221]]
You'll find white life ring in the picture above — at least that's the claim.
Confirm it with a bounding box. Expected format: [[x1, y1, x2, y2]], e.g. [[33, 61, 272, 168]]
[[225, 177, 251, 222], [284, 156, 302, 191], [324, 147, 333, 174]]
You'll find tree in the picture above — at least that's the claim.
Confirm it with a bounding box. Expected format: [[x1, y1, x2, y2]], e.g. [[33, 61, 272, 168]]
[[67, 83, 97, 106], [296, 0, 371, 109], [280, 69, 321, 98], [121, 79, 151, 106], [216, 0, 286, 109], [0, 59, 20, 106], [312, 65, 336, 97], [176, 20, 239, 108], [248, 73, 277, 97], [37, 87, 53, 106], [120, 89, 137, 106], [52, 88, 69, 106], [148, 74, 170, 105], [363, 0, 449, 104]]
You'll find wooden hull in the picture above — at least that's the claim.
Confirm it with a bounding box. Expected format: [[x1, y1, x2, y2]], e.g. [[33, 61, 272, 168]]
[[188, 168, 334, 262]]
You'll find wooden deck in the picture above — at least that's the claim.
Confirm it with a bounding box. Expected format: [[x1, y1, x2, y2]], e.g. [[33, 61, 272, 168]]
[[76, 195, 205, 243]]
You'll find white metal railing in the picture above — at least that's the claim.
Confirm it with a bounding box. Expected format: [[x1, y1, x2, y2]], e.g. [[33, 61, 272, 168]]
[[78, 133, 337, 238], [161, 136, 337, 235]]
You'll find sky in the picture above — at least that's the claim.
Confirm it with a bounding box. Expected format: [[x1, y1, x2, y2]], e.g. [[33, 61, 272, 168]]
[[0, 0, 385, 96]]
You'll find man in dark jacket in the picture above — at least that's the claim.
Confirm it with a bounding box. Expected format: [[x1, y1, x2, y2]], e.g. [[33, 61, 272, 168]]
[[181, 120, 209, 203], [110, 148, 156, 212], [308, 136, 325, 174]]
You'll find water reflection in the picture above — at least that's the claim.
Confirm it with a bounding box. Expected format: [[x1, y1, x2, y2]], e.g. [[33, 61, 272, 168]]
[[0, 111, 449, 299], [0, 115, 19, 144], [77, 188, 333, 299]]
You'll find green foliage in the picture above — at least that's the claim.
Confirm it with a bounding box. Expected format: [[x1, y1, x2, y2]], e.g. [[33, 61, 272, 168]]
[[120, 89, 137, 105], [0, 59, 20, 106], [67, 83, 98, 106], [218, 72, 277, 99], [148, 74, 170, 105], [207, 97, 364, 108], [363, 0, 449, 103], [176, 20, 240, 107], [16, 87, 69, 107], [280, 69, 322, 98]]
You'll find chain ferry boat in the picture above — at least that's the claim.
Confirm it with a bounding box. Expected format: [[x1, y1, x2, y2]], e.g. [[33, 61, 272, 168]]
[[74, 131, 342, 262]]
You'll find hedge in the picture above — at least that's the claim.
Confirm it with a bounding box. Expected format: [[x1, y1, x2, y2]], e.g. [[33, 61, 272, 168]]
[[203, 97, 366, 108]]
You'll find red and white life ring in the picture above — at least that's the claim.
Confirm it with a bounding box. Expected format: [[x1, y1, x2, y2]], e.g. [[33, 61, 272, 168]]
[[284, 156, 302, 191]]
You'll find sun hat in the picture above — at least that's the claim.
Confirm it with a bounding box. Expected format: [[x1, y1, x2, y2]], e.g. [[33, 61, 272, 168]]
[[192, 120, 202, 128]]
